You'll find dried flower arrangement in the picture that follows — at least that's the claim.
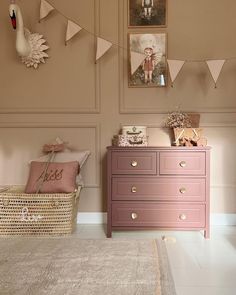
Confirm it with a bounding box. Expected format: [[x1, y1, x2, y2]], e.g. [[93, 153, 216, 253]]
[[164, 111, 206, 147], [165, 111, 192, 128]]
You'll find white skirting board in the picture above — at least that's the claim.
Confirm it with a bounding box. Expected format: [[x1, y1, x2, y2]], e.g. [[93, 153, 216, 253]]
[[77, 213, 236, 226], [210, 214, 236, 226], [77, 213, 107, 224]]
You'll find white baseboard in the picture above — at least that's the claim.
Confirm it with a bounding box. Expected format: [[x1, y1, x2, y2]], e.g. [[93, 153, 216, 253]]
[[210, 214, 236, 226], [77, 213, 107, 224], [77, 213, 236, 226]]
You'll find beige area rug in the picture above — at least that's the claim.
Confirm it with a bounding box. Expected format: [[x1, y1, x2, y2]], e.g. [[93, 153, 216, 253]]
[[0, 238, 176, 295]]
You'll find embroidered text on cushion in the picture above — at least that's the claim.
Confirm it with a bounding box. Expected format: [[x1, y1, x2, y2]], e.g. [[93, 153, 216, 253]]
[[25, 161, 79, 193], [29, 151, 90, 186]]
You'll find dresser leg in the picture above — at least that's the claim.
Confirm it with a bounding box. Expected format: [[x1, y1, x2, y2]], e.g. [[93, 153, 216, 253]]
[[204, 229, 210, 239], [107, 226, 112, 238]]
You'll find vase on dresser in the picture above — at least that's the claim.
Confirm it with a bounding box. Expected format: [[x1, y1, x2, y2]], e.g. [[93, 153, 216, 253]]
[[107, 146, 211, 238]]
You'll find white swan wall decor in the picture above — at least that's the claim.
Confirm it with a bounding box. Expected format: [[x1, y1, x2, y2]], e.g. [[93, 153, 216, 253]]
[[9, 2, 49, 69]]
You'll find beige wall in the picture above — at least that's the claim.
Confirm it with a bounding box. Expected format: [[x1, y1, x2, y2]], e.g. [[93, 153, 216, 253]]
[[0, 0, 235, 214]]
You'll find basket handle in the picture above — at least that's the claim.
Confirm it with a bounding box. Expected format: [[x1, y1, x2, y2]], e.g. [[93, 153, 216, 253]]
[[128, 139, 143, 145], [127, 131, 142, 135], [74, 188, 81, 203]]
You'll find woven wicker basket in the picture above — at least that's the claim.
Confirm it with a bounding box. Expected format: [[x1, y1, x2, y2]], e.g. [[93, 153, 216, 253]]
[[0, 186, 81, 236]]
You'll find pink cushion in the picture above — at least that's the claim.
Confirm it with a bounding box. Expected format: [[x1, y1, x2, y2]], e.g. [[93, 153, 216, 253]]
[[25, 161, 79, 193]]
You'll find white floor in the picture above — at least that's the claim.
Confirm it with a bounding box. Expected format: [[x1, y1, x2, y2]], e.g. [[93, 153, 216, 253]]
[[75, 225, 236, 295]]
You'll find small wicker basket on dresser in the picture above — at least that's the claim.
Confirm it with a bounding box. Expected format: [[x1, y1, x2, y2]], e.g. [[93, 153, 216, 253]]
[[107, 146, 211, 238]]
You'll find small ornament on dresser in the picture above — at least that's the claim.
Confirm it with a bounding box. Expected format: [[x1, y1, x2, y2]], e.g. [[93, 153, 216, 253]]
[[165, 111, 192, 129], [112, 125, 148, 147], [122, 126, 147, 136], [165, 111, 207, 146]]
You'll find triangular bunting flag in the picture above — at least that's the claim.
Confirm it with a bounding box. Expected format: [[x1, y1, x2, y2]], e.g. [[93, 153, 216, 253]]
[[96, 37, 112, 62], [40, 0, 55, 21], [206, 60, 226, 88], [130, 51, 146, 75], [167, 60, 185, 86], [66, 20, 82, 44]]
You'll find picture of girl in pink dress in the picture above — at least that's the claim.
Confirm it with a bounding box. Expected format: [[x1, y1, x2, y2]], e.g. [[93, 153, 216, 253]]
[[128, 33, 167, 87], [142, 47, 155, 83]]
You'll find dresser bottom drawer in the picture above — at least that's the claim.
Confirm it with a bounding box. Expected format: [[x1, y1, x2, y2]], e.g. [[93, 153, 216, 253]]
[[112, 202, 205, 228]]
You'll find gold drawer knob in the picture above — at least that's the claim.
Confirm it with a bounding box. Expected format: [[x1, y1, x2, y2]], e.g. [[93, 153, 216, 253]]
[[131, 186, 137, 193], [131, 160, 138, 167], [131, 212, 138, 220], [179, 214, 187, 221], [179, 161, 186, 168], [179, 187, 186, 194]]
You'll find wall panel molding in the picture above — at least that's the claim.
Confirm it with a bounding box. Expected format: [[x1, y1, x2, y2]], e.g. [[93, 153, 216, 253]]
[[0, 122, 101, 188], [119, 106, 236, 115], [120, 122, 236, 129], [118, 0, 236, 114], [211, 184, 236, 188], [0, 0, 101, 115]]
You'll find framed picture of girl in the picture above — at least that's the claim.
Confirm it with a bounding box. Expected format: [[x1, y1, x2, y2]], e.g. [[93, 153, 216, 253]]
[[128, 0, 167, 27], [128, 32, 167, 87]]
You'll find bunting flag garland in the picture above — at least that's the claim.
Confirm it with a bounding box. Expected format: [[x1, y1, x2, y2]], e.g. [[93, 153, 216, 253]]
[[167, 60, 185, 87], [206, 60, 226, 88], [66, 20, 82, 45], [130, 51, 146, 75], [39, 0, 54, 21], [36, 1, 235, 85], [96, 37, 112, 62]]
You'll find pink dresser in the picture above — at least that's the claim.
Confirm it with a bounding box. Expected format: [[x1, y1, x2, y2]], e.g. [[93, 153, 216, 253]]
[[107, 146, 211, 238]]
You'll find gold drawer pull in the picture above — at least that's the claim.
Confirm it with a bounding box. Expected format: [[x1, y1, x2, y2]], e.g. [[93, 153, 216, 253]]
[[179, 214, 187, 221], [131, 160, 138, 167], [179, 187, 186, 194], [131, 212, 138, 220], [179, 161, 186, 168], [131, 186, 137, 193]]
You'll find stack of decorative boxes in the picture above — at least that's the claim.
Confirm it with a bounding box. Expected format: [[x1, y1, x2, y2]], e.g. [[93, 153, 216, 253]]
[[112, 126, 148, 147]]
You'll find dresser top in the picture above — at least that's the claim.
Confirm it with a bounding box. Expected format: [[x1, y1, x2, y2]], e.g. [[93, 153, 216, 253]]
[[107, 146, 211, 151]]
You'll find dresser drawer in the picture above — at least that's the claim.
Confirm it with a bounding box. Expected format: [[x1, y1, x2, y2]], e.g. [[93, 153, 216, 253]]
[[160, 152, 206, 175], [112, 177, 206, 201], [111, 152, 157, 175], [112, 202, 205, 228]]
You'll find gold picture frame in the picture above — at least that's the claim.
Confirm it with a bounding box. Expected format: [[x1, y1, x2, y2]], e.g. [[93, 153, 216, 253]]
[[128, 32, 167, 87]]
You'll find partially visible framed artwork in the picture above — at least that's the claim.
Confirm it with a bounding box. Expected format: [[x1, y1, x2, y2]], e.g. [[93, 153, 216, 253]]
[[128, 33, 167, 87], [128, 0, 167, 27]]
